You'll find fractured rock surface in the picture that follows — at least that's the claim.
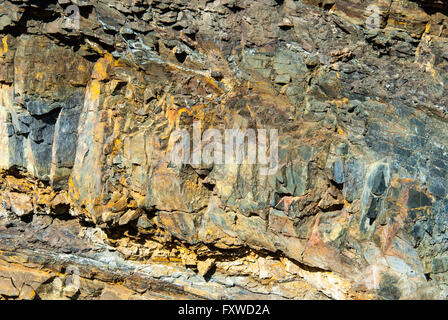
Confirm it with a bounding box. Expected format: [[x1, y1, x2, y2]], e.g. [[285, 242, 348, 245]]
[[0, 0, 447, 299]]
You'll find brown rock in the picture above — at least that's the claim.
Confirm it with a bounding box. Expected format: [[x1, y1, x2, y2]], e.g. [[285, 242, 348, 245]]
[[2, 192, 33, 216]]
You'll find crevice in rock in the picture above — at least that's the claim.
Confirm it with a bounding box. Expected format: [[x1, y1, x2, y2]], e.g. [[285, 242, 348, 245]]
[[19, 214, 33, 224], [321, 203, 345, 212], [279, 25, 293, 31]]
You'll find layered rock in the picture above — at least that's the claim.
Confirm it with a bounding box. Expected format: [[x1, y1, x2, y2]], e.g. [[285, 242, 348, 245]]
[[0, 0, 447, 299], [303, 0, 448, 37]]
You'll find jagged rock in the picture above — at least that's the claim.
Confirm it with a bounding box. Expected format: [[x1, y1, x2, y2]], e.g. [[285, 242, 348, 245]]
[[0, 277, 19, 298], [2, 192, 33, 217]]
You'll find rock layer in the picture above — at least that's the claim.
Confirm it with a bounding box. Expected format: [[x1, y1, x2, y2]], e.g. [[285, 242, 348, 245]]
[[0, 0, 447, 299]]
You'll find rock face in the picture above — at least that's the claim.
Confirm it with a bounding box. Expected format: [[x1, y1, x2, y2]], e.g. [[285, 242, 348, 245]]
[[303, 0, 448, 38], [0, 0, 447, 299]]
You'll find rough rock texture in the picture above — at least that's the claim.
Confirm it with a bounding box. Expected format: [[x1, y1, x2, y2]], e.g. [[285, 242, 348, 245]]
[[0, 0, 448, 299]]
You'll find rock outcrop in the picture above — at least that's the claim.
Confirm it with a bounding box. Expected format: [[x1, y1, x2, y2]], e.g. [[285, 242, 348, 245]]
[[0, 0, 448, 299]]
